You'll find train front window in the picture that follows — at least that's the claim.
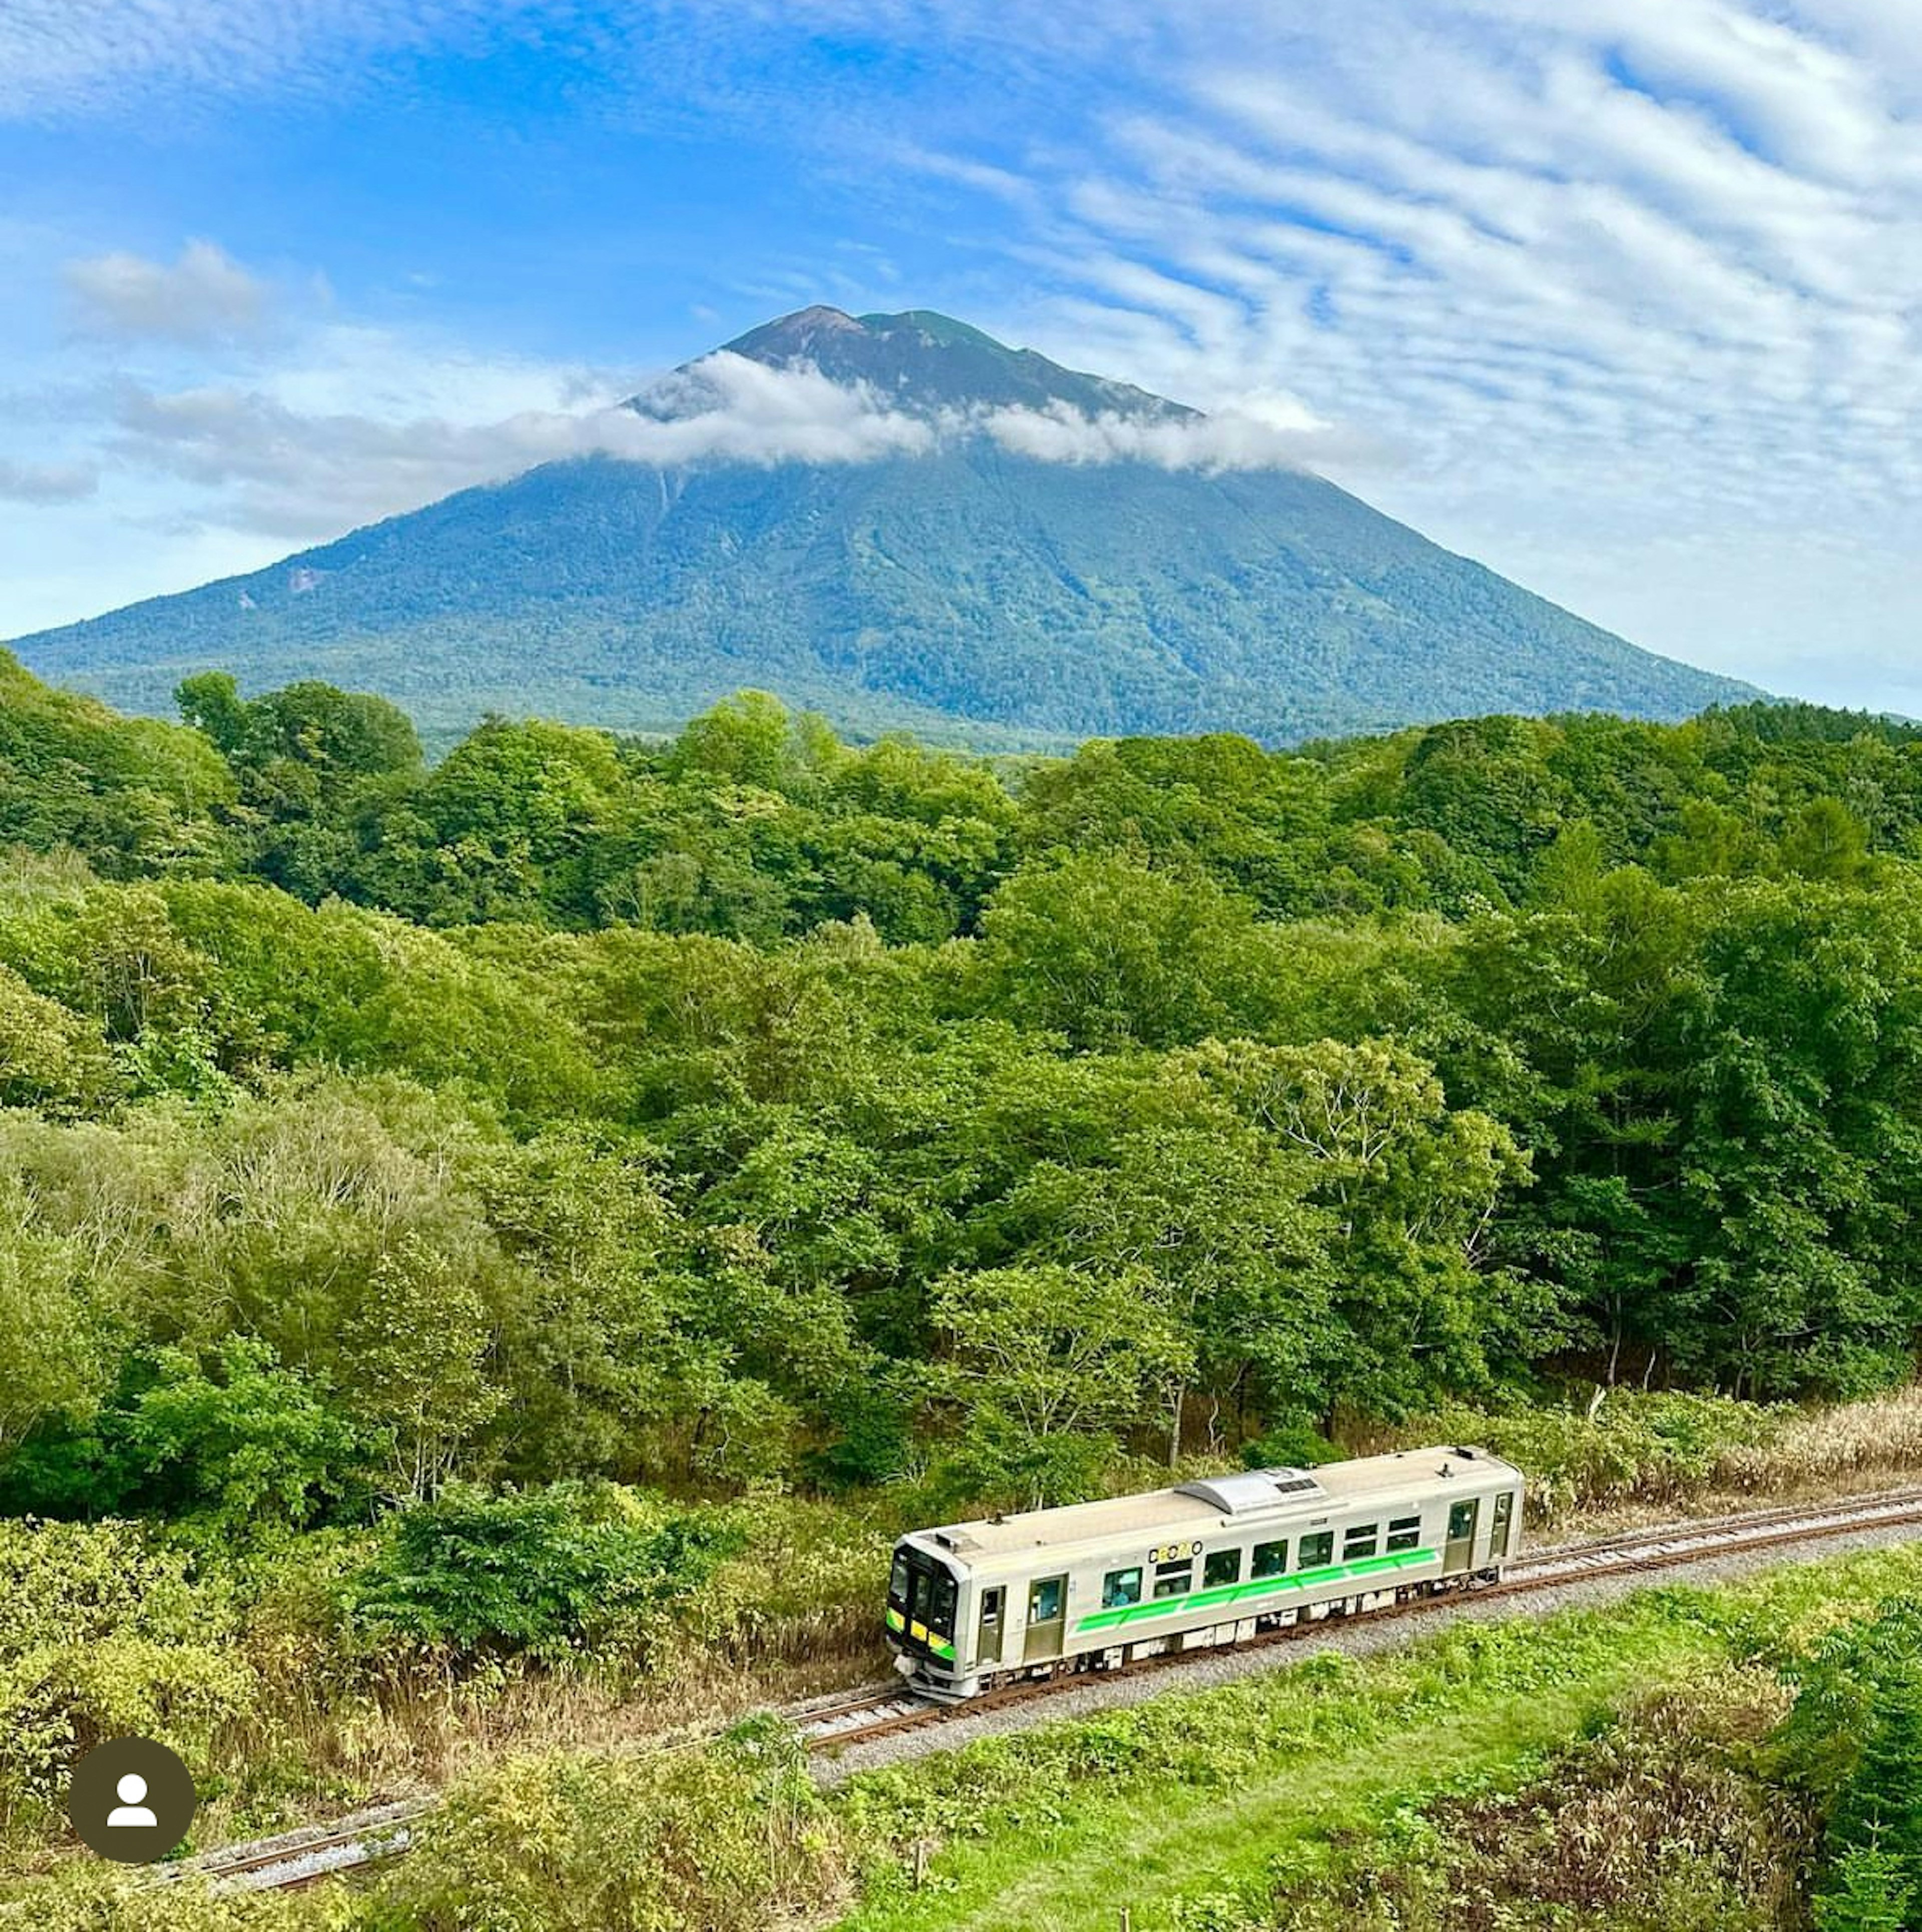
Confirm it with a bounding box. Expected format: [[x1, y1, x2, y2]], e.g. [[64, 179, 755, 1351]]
[[909, 1567, 932, 1627], [888, 1552, 911, 1607], [1103, 1566, 1142, 1608]]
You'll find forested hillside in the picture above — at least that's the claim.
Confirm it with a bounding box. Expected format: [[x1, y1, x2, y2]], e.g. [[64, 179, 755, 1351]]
[[4, 649, 1922, 1531]]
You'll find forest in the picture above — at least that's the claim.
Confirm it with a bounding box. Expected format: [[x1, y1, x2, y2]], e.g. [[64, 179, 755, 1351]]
[[5, 650, 1922, 1526], [11, 648, 1922, 1918]]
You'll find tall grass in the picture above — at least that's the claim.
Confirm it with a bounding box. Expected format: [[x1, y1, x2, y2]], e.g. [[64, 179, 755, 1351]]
[[1375, 1381, 1922, 1527]]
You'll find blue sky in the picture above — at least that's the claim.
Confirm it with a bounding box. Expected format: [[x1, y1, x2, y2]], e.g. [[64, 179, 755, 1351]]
[[3, 1, 1919, 711]]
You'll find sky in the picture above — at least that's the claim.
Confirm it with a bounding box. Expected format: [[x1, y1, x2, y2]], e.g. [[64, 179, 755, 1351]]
[[2, 0, 1919, 712]]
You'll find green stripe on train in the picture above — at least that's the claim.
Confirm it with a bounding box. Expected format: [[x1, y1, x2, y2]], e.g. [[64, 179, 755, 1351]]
[[1073, 1547, 1440, 1634]]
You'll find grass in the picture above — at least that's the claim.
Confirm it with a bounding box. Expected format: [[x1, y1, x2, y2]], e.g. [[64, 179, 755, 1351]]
[[1369, 1382, 1922, 1534], [827, 1542, 1922, 1932], [867, 1686, 1650, 1932]]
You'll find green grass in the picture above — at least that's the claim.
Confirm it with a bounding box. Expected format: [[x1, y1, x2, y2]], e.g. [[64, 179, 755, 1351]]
[[831, 1544, 1922, 1932]]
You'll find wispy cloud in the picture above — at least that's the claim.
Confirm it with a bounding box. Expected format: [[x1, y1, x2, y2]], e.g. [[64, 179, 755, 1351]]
[[64, 239, 271, 343], [0, 457, 97, 504], [105, 351, 940, 538], [977, 393, 1341, 471], [101, 345, 1350, 543], [0, 0, 544, 121], [908, 0, 1922, 693]]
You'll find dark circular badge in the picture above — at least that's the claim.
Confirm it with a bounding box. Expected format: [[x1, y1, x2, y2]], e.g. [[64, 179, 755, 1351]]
[[66, 1736, 197, 1862]]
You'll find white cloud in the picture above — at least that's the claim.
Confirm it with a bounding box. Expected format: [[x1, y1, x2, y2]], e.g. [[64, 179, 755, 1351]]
[[909, 0, 1922, 695], [0, 0, 546, 122], [0, 458, 97, 503], [622, 352, 940, 463], [98, 345, 1347, 544], [101, 351, 947, 540], [978, 393, 1334, 471], [64, 239, 270, 343]]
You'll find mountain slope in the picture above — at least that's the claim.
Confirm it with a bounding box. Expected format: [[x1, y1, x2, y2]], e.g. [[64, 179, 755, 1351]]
[[6, 308, 1756, 746]]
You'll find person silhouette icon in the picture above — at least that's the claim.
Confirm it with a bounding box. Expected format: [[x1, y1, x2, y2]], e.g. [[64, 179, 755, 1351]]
[[106, 1773, 158, 1828], [68, 1736, 195, 1860]]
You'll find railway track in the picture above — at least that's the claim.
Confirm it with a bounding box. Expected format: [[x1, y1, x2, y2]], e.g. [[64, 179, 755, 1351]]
[[201, 1483, 1922, 1892]]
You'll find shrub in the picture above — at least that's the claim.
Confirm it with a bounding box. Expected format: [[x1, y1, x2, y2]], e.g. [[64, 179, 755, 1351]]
[[674, 1494, 890, 1672], [361, 1719, 843, 1932], [333, 1482, 746, 1671], [104, 1339, 369, 1534], [1256, 1667, 1804, 1930], [1, 1635, 257, 1824], [0, 1518, 255, 1829], [0, 1867, 344, 1931], [0, 1518, 231, 1656]]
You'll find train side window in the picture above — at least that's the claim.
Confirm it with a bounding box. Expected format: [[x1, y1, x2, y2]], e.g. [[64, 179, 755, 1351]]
[[1252, 1539, 1288, 1579], [1386, 1515, 1422, 1552], [1297, 1531, 1334, 1570], [1203, 1548, 1241, 1588], [930, 1570, 958, 1638], [1029, 1575, 1065, 1623], [1102, 1567, 1143, 1608], [1343, 1523, 1379, 1560], [1152, 1559, 1193, 1600]]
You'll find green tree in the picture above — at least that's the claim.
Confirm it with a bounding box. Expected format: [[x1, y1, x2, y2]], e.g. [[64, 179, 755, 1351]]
[[932, 1263, 1190, 1504], [111, 1337, 368, 1533], [974, 852, 1268, 1048], [339, 1234, 505, 1503]]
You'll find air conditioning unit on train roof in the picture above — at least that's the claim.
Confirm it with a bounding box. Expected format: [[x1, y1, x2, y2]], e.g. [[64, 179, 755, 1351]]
[[1174, 1469, 1326, 1514]]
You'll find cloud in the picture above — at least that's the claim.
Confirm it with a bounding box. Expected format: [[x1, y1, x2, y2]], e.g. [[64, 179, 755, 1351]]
[[978, 391, 1340, 471], [878, 0, 1922, 692], [64, 239, 270, 343], [622, 352, 941, 462], [104, 352, 946, 539], [7, 0, 1922, 706], [103, 346, 1351, 543], [0, 0, 551, 123], [0, 458, 97, 504]]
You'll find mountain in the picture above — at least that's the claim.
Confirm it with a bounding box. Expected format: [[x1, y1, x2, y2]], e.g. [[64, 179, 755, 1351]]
[[6, 307, 1756, 747]]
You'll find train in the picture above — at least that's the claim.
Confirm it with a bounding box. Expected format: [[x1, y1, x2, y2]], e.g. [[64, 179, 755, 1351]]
[[886, 1444, 1524, 1700]]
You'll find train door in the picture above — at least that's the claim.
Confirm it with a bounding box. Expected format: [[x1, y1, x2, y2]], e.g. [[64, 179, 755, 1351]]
[[1444, 1498, 1480, 1573], [1490, 1491, 1514, 1560], [977, 1586, 1005, 1665], [1024, 1573, 1067, 1662]]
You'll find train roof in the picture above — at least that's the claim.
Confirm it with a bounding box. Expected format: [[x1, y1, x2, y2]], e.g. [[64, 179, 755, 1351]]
[[904, 1445, 1521, 1573]]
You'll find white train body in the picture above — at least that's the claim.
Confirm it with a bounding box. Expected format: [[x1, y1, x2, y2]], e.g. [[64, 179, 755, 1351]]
[[886, 1445, 1523, 1700]]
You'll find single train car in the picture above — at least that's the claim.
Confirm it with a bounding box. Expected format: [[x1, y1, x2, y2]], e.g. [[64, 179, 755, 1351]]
[[886, 1445, 1523, 1700]]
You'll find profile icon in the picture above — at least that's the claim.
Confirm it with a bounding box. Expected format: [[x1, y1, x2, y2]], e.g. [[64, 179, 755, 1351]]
[[66, 1737, 196, 1862], [108, 1772, 159, 1828]]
